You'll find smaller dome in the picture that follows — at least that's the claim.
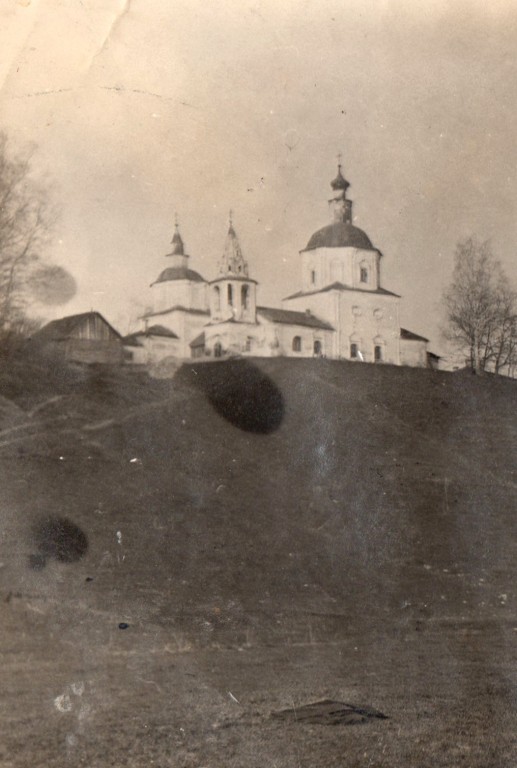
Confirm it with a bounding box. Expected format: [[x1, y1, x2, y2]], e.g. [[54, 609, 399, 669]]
[[330, 165, 350, 192], [153, 267, 205, 285], [304, 222, 373, 251]]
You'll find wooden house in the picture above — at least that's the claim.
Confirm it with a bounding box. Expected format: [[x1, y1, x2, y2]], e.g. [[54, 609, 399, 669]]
[[31, 312, 124, 364]]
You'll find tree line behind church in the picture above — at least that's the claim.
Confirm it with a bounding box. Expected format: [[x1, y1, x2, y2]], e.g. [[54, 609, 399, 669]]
[[443, 237, 517, 376]]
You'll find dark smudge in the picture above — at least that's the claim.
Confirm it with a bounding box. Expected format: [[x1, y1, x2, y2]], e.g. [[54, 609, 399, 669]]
[[27, 264, 77, 306], [181, 360, 284, 434], [31, 516, 88, 567]]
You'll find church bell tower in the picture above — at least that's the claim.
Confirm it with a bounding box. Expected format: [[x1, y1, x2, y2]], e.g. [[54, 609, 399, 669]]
[[209, 213, 257, 323]]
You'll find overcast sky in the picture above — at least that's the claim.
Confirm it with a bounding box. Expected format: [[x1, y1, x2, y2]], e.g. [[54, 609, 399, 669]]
[[1, 0, 517, 352]]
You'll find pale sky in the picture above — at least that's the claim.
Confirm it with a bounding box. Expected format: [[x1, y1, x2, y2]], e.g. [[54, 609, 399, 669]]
[[1, 0, 517, 353]]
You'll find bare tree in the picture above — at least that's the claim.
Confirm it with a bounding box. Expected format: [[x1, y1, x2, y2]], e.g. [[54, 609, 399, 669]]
[[443, 237, 517, 375], [0, 131, 52, 349]]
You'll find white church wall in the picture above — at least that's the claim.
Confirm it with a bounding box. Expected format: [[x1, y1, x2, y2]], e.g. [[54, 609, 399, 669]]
[[301, 247, 380, 292], [338, 291, 400, 364], [273, 324, 334, 358]]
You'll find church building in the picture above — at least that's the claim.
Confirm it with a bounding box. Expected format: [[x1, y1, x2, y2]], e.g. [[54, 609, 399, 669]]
[[124, 162, 434, 367]]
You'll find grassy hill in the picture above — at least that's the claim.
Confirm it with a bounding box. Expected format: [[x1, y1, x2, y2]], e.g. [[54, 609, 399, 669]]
[[0, 358, 516, 766]]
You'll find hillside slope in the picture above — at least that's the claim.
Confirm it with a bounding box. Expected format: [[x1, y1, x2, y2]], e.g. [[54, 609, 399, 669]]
[[1, 358, 516, 766]]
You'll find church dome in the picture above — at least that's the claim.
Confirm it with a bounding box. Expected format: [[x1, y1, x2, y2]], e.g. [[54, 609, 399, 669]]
[[330, 165, 350, 192], [153, 266, 205, 284], [304, 221, 373, 251]]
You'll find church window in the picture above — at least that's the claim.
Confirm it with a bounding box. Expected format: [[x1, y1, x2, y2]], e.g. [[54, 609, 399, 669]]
[[292, 336, 302, 352], [214, 342, 222, 358], [350, 343, 358, 359], [314, 340, 322, 356], [241, 284, 249, 310], [360, 266, 368, 283], [213, 286, 220, 312], [228, 284, 233, 306], [374, 345, 383, 362], [245, 337, 252, 352], [311, 270, 316, 285]]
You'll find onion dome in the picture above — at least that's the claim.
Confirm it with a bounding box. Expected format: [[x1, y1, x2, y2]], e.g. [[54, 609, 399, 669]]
[[330, 164, 350, 192]]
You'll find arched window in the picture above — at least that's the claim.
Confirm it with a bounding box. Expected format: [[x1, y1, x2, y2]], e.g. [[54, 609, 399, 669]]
[[214, 342, 222, 358], [310, 270, 316, 285], [292, 336, 302, 352], [241, 284, 249, 310], [213, 285, 220, 312], [314, 340, 322, 356], [374, 345, 383, 362], [350, 333, 361, 360], [360, 266, 368, 283], [227, 284, 233, 306]]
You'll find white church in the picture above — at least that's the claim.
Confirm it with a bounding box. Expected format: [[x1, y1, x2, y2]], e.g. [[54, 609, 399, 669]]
[[124, 163, 436, 368]]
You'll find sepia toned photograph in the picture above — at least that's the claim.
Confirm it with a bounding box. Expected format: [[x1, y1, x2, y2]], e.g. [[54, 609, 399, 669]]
[[0, 1, 516, 765]]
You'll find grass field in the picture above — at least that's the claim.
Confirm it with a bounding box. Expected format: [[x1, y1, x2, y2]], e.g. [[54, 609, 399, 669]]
[[0, 357, 516, 766]]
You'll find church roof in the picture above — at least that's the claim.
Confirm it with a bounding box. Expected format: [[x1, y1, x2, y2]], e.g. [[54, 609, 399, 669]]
[[304, 221, 373, 251], [142, 305, 210, 319], [257, 306, 334, 330], [210, 275, 258, 285], [123, 325, 180, 346], [217, 219, 250, 277], [152, 266, 206, 285], [400, 328, 429, 343], [283, 282, 400, 300], [189, 332, 205, 348]]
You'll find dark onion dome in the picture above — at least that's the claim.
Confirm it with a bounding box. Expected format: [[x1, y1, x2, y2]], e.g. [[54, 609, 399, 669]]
[[330, 165, 350, 191], [153, 266, 205, 285], [304, 221, 373, 251]]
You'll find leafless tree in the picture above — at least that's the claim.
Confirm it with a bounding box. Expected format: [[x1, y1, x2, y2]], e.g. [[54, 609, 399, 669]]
[[0, 131, 52, 350], [443, 237, 517, 375]]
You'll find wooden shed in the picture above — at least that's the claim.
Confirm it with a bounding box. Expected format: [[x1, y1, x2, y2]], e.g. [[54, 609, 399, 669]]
[[31, 312, 124, 365]]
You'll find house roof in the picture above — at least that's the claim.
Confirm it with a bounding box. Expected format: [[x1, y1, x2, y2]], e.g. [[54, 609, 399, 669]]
[[257, 306, 334, 331], [32, 312, 122, 342], [152, 267, 206, 285], [283, 282, 400, 301], [400, 327, 429, 343], [189, 332, 205, 348], [304, 222, 373, 252]]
